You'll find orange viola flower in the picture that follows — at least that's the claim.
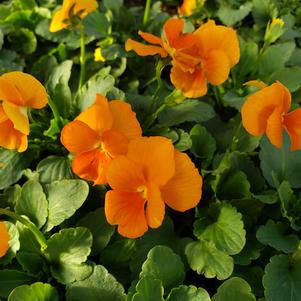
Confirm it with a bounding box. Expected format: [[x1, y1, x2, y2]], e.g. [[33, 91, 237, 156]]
[[50, 0, 98, 32], [61, 94, 142, 185], [0, 71, 48, 152], [0, 222, 9, 258], [241, 81, 301, 150], [105, 136, 202, 238], [125, 19, 239, 98], [178, 0, 206, 16]]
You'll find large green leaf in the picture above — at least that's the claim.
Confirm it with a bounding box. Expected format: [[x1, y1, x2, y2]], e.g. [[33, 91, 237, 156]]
[[131, 277, 164, 301], [66, 265, 126, 301], [140, 246, 185, 292], [8, 282, 59, 301], [194, 203, 246, 255], [44, 227, 93, 284], [44, 179, 89, 231], [185, 240, 233, 280], [263, 252, 301, 301], [166, 285, 210, 301], [212, 277, 256, 301], [15, 180, 48, 229]]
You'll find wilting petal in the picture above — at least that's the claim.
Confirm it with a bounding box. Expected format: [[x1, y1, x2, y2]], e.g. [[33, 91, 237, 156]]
[[0, 222, 9, 258], [241, 82, 291, 136], [170, 65, 207, 98], [127, 137, 175, 186], [125, 38, 168, 57], [106, 156, 145, 192], [102, 129, 128, 157], [109, 100, 142, 140], [161, 151, 202, 212], [105, 191, 148, 238], [61, 120, 100, 154], [203, 49, 230, 85], [72, 149, 110, 185], [138, 31, 162, 45], [0, 72, 48, 109], [266, 107, 283, 148], [2, 101, 29, 135], [76, 94, 113, 135], [284, 108, 301, 151], [145, 182, 165, 228]]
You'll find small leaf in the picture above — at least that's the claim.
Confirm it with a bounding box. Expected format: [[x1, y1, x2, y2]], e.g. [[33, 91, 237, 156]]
[[166, 285, 210, 301], [16, 252, 45, 275], [132, 277, 164, 301], [140, 246, 185, 292]]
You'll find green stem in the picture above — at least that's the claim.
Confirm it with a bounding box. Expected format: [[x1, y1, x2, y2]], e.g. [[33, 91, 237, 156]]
[[78, 26, 86, 90], [48, 97, 63, 128], [143, 0, 152, 26], [0, 208, 47, 251]]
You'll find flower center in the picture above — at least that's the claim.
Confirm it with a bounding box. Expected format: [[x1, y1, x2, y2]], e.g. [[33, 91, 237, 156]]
[[137, 185, 148, 199]]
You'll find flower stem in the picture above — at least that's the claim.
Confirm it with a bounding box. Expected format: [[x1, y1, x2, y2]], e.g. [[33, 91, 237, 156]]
[[78, 26, 86, 90], [48, 97, 63, 128], [143, 0, 152, 26], [0, 208, 47, 251]]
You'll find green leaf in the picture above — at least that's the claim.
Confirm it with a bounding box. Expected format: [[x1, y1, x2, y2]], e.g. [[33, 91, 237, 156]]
[[83, 10, 110, 38], [0, 222, 20, 265], [259, 134, 301, 188], [269, 66, 301, 92], [8, 282, 59, 301], [37, 156, 74, 184], [185, 240, 233, 280], [212, 277, 256, 301], [194, 203, 246, 255], [8, 28, 37, 54], [77, 208, 115, 256], [217, 2, 253, 26], [140, 246, 185, 292], [263, 252, 301, 301], [66, 265, 126, 301], [16, 252, 45, 275], [44, 227, 93, 284], [166, 285, 210, 301], [0, 50, 25, 73], [0, 149, 32, 190], [131, 277, 164, 301], [174, 129, 192, 152], [252, 0, 278, 28], [0, 185, 21, 209], [158, 100, 215, 127], [15, 180, 48, 229], [44, 179, 89, 231], [0, 270, 35, 298], [256, 220, 299, 253]]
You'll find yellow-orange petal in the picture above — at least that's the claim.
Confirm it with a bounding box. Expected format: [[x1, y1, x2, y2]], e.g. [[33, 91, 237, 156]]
[[49, 6, 69, 32], [170, 65, 207, 98], [0, 222, 9, 258], [178, 0, 196, 16], [146, 182, 165, 228], [127, 137, 175, 186], [138, 31, 162, 45], [284, 108, 301, 151], [2, 101, 29, 135], [203, 49, 230, 85], [72, 149, 110, 185], [194, 21, 240, 67], [0, 119, 28, 152], [125, 39, 168, 57], [265, 107, 283, 148], [106, 156, 145, 192], [244, 80, 268, 90], [241, 82, 291, 136], [0, 72, 48, 109], [76, 94, 113, 135], [61, 120, 100, 154], [73, 0, 98, 17], [162, 151, 202, 212], [102, 130, 128, 158], [109, 100, 142, 140], [0, 77, 23, 106], [105, 191, 148, 238]]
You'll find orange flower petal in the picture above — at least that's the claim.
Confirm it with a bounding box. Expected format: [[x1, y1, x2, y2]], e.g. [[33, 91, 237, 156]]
[[0, 72, 48, 109], [102, 130, 128, 158], [127, 137, 175, 186], [203, 49, 230, 85], [0, 222, 9, 258], [162, 18, 185, 48], [106, 156, 145, 192], [72, 149, 110, 185], [0, 77, 23, 106], [161, 151, 202, 212], [241, 82, 291, 136], [178, 0, 196, 16], [61, 120, 100, 154], [49, 7, 69, 32], [284, 108, 301, 151], [138, 31, 162, 45], [109, 100, 142, 140], [0, 105, 8, 123], [2, 101, 29, 135], [145, 182, 165, 228], [125, 38, 168, 57], [73, 0, 98, 17], [170, 66, 207, 98], [76, 94, 113, 135], [105, 191, 148, 238], [266, 107, 283, 148]]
